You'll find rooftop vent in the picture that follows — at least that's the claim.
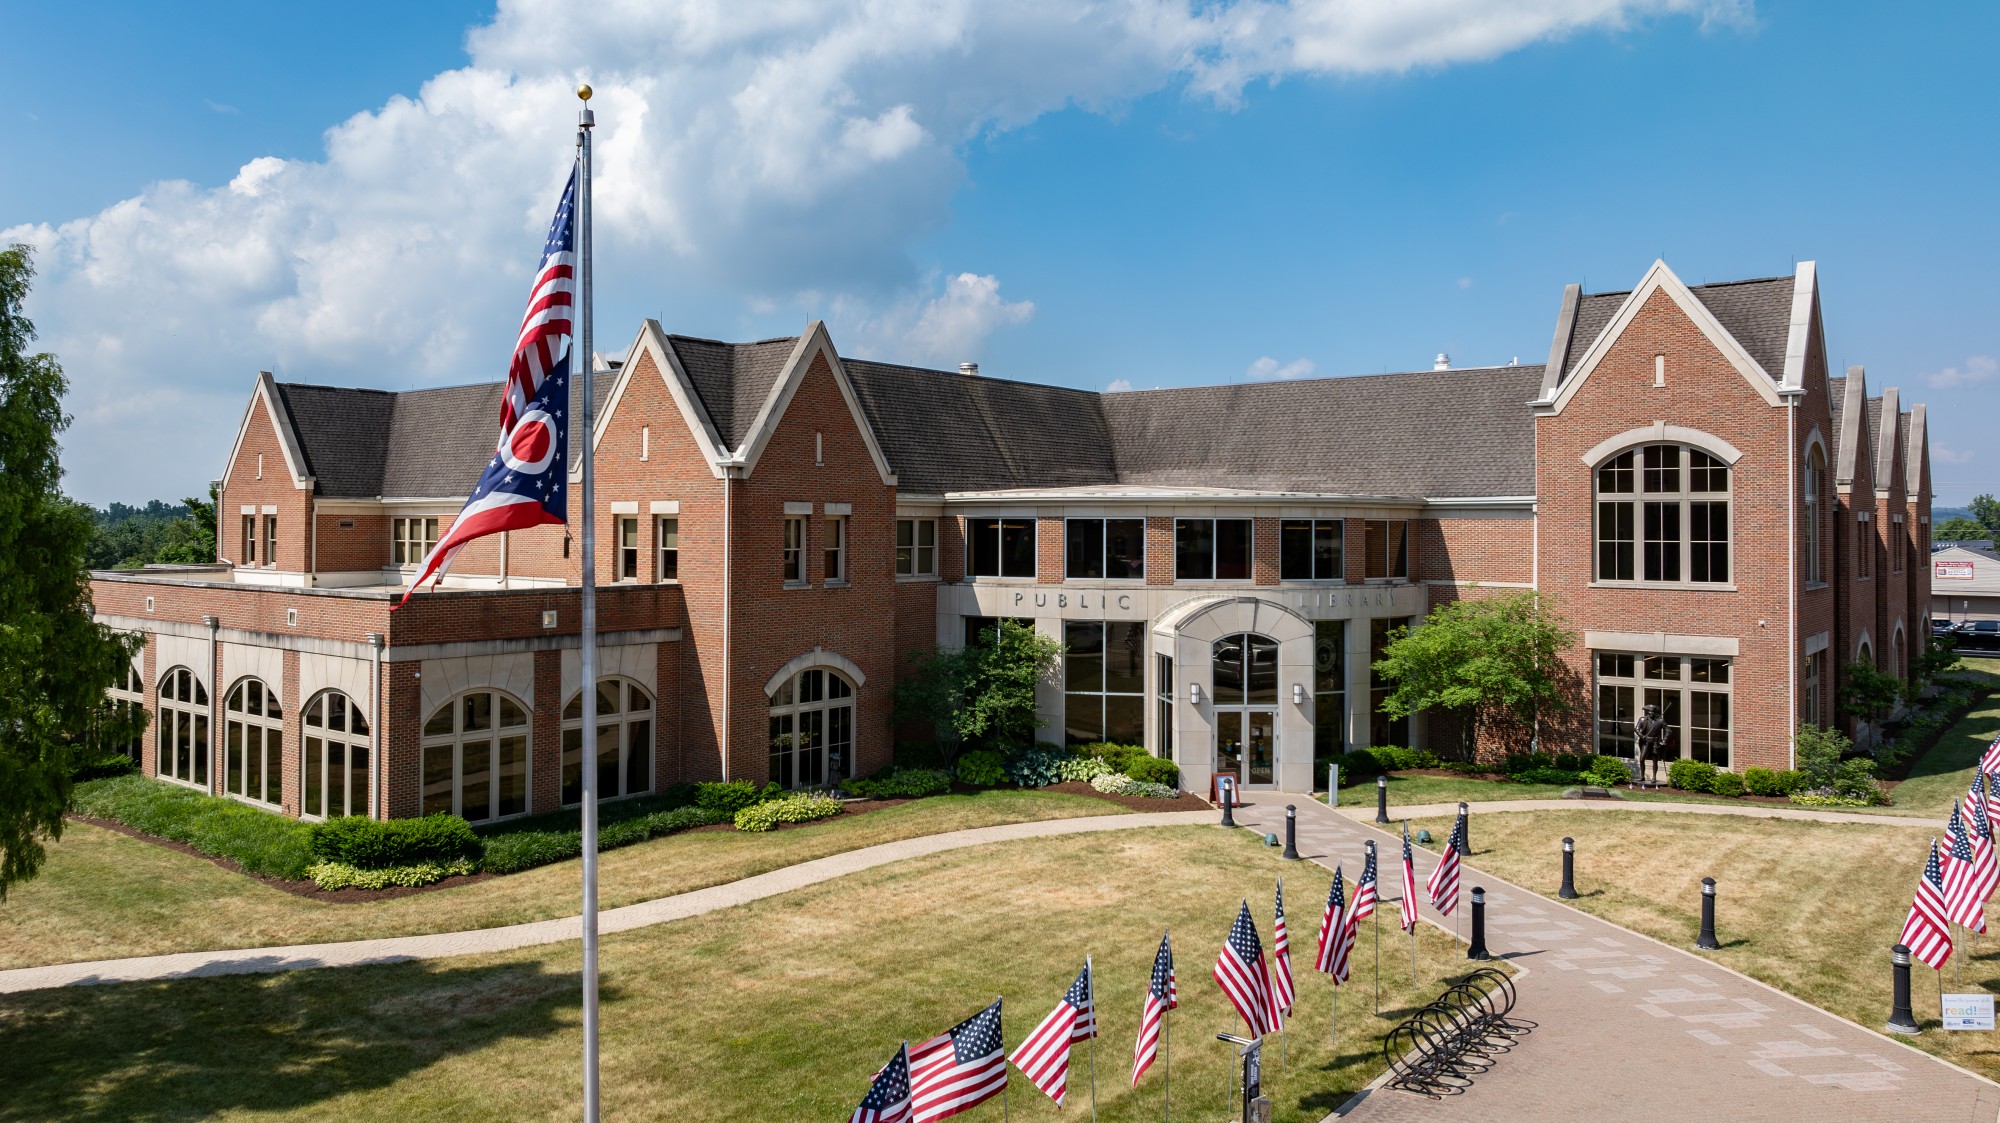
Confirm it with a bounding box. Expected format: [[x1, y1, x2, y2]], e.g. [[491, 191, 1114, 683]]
[[1433, 353, 1451, 371], [959, 361, 980, 377]]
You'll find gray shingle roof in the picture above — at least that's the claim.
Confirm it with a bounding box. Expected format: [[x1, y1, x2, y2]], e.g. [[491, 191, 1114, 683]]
[[272, 384, 395, 497], [843, 359, 1116, 494], [665, 335, 797, 450], [1558, 275, 1796, 380]]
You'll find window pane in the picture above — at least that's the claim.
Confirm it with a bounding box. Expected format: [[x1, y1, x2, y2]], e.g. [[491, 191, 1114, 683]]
[[461, 741, 492, 821], [1598, 451, 1634, 494], [500, 695, 528, 728], [597, 681, 620, 716], [1000, 520, 1035, 577], [827, 706, 852, 782], [305, 737, 323, 817], [628, 684, 652, 711], [1597, 684, 1636, 757], [1643, 502, 1680, 582], [1363, 521, 1386, 579], [1106, 622, 1146, 695], [226, 722, 243, 794], [896, 519, 913, 575], [1175, 520, 1213, 580], [1216, 520, 1252, 581], [1065, 692, 1104, 746], [1211, 635, 1245, 705], [1106, 519, 1145, 580], [349, 746, 369, 820], [1066, 519, 1104, 579], [1245, 634, 1278, 705], [1642, 445, 1680, 493], [769, 714, 794, 790], [1280, 520, 1313, 581], [1388, 521, 1408, 579], [1691, 501, 1728, 583], [424, 743, 455, 816], [1065, 622, 1105, 693], [597, 724, 619, 800], [1315, 521, 1341, 580], [624, 721, 650, 797], [425, 704, 455, 738], [828, 674, 852, 699], [1106, 694, 1144, 747], [1314, 620, 1347, 757], [463, 692, 491, 732], [562, 726, 584, 805], [970, 518, 1000, 576]]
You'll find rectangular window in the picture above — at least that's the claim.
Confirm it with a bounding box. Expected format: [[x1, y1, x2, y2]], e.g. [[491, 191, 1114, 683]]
[[1595, 651, 1732, 767], [968, 518, 1035, 578], [1363, 520, 1408, 580], [1689, 501, 1729, 582], [1597, 502, 1635, 580], [1643, 502, 1681, 581], [1155, 653, 1175, 760], [616, 516, 639, 581], [241, 515, 256, 565], [783, 517, 806, 584], [1856, 514, 1873, 579], [1314, 620, 1346, 758], [1065, 518, 1145, 579], [896, 518, 937, 576], [1803, 649, 1825, 726], [263, 516, 277, 567], [1175, 518, 1251, 580], [964, 616, 1031, 649], [657, 517, 679, 580], [824, 516, 846, 583], [1369, 618, 1410, 748], [1281, 520, 1344, 581], [1891, 514, 1905, 573], [392, 517, 440, 566], [1063, 621, 1146, 746]]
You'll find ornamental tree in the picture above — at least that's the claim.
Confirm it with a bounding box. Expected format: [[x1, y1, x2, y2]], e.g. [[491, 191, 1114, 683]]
[[1373, 592, 1577, 762], [894, 620, 1063, 763], [0, 244, 144, 900]]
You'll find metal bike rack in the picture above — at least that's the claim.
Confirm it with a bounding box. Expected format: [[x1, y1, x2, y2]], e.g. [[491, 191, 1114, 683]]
[[1380, 968, 1534, 1098]]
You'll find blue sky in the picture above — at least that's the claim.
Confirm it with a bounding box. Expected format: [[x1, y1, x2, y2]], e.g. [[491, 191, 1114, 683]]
[[4, 1, 1994, 505]]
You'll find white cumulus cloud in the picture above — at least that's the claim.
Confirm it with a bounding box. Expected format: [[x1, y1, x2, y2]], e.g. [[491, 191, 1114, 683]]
[[1931, 443, 1975, 466], [1105, 378, 1135, 393], [844, 272, 1034, 368], [1246, 355, 1318, 381], [1923, 355, 1997, 390]]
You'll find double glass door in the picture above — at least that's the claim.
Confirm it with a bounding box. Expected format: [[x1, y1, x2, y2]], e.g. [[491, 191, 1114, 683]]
[[1216, 709, 1276, 787]]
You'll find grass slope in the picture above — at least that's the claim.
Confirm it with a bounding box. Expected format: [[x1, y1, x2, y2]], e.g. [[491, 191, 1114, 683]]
[[3, 790, 1125, 970], [0, 828, 1464, 1122]]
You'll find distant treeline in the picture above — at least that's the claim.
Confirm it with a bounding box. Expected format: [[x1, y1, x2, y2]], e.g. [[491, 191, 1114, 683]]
[[85, 487, 217, 570]]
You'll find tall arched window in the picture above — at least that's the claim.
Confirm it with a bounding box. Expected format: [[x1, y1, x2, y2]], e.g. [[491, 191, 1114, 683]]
[[225, 678, 284, 807], [1893, 627, 1907, 681], [1595, 444, 1731, 583], [422, 691, 530, 822], [562, 679, 653, 805], [303, 691, 371, 820], [101, 661, 145, 762], [769, 668, 854, 789], [1803, 445, 1825, 583], [157, 666, 209, 787]]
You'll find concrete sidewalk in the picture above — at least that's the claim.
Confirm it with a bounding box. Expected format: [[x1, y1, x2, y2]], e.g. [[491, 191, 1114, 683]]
[[0, 809, 1210, 994], [1226, 793, 1997, 1123]]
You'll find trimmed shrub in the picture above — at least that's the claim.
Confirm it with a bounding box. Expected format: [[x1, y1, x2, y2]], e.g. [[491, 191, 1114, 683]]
[[1058, 757, 1114, 783], [1004, 746, 1069, 788], [307, 858, 476, 891], [1742, 767, 1781, 797], [1790, 791, 1876, 809], [1502, 752, 1554, 776], [1076, 742, 1149, 775], [1667, 759, 1719, 793], [1364, 746, 1441, 771], [1585, 756, 1634, 788], [308, 814, 481, 870], [1089, 772, 1181, 799], [479, 805, 727, 875], [71, 774, 317, 880], [1832, 759, 1886, 803], [1553, 753, 1588, 772], [842, 769, 952, 799], [734, 792, 844, 832], [69, 751, 138, 783], [955, 749, 1008, 787], [1708, 771, 1746, 798], [1126, 756, 1180, 787], [1512, 767, 1584, 786], [695, 779, 781, 816]]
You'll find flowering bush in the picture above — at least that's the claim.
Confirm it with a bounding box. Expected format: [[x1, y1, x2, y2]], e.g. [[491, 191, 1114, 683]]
[[1058, 757, 1114, 782], [734, 792, 845, 832], [1089, 772, 1181, 799], [307, 858, 476, 891]]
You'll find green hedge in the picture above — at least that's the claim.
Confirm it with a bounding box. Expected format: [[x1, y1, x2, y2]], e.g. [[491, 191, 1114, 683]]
[[307, 858, 477, 891], [1126, 756, 1180, 787], [955, 750, 1007, 787], [480, 805, 729, 875], [1742, 767, 1807, 797], [70, 774, 318, 880], [1075, 742, 1149, 774], [1365, 746, 1442, 771], [308, 814, 481, 869], [841, 769, 952, 799], [733, 792, 844, 832], [1585, 756, 1633, 787]]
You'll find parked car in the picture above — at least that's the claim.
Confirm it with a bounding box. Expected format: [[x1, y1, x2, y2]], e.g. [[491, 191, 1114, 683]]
[[1955, 620, 2000, 652]]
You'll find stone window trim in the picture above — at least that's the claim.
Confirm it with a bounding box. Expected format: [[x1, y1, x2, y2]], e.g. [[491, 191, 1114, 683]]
[[895, 518, 938, 580]]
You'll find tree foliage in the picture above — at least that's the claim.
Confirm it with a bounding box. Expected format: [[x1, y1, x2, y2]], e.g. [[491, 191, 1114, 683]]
[[84, 487, 216, 569], [894, 620, 1063, 761], [1373, 592, 1577, 761], [1936, 517, 1988, 541], [0, 244, 144, 899], [1972, 494, 2000, 537], [1837, 658, 1901, 724]]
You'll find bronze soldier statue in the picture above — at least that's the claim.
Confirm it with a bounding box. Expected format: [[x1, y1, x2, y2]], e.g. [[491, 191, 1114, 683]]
[[1634, 703, 1671, 787]]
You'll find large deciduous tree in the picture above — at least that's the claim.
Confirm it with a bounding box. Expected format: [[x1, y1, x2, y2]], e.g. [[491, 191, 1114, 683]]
[[894, 620, 1063, 764], [1373, 592, 1577, 762], [0, 245, 142, 899]]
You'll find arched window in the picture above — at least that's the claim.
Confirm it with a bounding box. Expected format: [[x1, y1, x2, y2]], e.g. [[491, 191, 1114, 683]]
[[156, 666, 209, 787], [1595, 444, 1731, 583], [1893, 628, 1906, 681], [1803, 445, 1825, 584], [1212, 632, 1279, 786], [562, 679, 653, 805], [768, 667, 854, 789], [101, 661, 145, 763], [225, 678, 284, 807], [303, 691, 371, 820], [422, 691, 530, 822]]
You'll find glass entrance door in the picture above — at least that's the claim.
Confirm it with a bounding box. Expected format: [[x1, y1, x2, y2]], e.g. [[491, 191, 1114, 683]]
[[1215, 708, 1277, 788]]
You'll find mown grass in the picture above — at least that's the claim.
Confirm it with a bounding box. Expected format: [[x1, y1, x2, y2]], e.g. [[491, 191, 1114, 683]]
[[0, 827, 1466, 1122], [1407, 808, 2000, 1082], [70, 775, 317, 879], [5, 789, 1128, 970]]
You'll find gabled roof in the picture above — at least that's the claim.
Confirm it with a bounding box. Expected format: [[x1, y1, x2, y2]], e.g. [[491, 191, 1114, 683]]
[[665, 335, 798, 451], [1555, 274, 1797, 382]]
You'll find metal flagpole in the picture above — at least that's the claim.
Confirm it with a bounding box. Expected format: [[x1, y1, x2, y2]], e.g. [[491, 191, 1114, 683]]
[[1002, 995, 1011, 1122], [1162, 999, 1170, 1123], [1373, 907, 1381, 1015], [1087, 954, 1098, 1123], [575, 84, 602, 1123]]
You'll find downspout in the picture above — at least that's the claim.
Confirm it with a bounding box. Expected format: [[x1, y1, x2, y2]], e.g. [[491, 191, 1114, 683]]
[[368, 632, 383, 819], [721, 467, 733, 781], [204, 614, 220, 795], [309, 498, 318, 586], [1787, 400, 1798, 771]]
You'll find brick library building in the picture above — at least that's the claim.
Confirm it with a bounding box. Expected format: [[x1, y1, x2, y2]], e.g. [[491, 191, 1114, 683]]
[[92, 259, 1932, 822]]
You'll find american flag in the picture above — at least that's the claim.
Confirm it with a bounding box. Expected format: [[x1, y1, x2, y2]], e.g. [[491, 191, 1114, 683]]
[[1213, 900, 1280, 1037], [1901, 838, 1955, 971], [1314, 866, 1349, 979], [909, 1000, 1006, 1123], [1981, 736, 2000, 777], [1961, 773, 2000, 917], [1272, 879, 1296, 1014], [850, 1043, 914, 1123], [1011, 964, 1094, 1106], [400, 168, 576, 605], [1348, 843, 1380, 933], [1943, 807, 1986, 932], [1427, 812, 1464, 916], [1131, 931, 1177, 1086], [1399, 823, 1421, 933]]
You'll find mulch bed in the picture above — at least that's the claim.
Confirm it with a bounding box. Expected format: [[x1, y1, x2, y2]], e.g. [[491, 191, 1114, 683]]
[[1039, 780, 1211, 813]]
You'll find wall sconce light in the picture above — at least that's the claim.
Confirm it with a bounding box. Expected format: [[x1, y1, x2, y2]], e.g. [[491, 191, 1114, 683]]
[[1291, 683, 1306, 704], [1188, 682, 1203, 705]]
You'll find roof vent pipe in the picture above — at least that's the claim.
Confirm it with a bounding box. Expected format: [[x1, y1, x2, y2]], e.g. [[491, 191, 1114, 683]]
[[959, 361, 980, 377], [1434, 353, 1451, 371]]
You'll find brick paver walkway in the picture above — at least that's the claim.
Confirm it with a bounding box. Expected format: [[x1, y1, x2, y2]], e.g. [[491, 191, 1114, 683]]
[[0, 809, 1209, 994], [1226, 793, 1998, 1123]]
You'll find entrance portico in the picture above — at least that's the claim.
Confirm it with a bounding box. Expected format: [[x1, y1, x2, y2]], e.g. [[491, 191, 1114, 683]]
[[1154, 595, 1316, 796]]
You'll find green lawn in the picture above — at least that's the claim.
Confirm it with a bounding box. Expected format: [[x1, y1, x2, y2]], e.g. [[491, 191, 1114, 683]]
[[0, 827, 1468, 1122], [1861, 662, 2000, 818], [2, 789, 1128, 970]]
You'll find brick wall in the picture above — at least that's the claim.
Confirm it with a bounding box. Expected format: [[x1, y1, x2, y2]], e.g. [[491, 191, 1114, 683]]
[[217, 392, 313, 571], [1414, 517, 1533, 585]]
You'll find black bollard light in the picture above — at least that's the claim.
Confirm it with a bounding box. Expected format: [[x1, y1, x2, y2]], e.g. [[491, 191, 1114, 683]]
[[1457, 801, 1471, 856], [1695, 877, 1721, 950], [1467, 886, 1492, 960], [1219, 783, 1237, 828], [1558, 837, 1578, 899], [1282, 804, 1300, 860], [1375, 775, 1390, 824], [1887, 944, 1920, 1035]]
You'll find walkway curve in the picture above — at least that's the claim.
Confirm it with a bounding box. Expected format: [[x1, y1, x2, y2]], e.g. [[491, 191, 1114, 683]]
[[0, 810, 1211, 995], [1335, 797, 1938, 829]]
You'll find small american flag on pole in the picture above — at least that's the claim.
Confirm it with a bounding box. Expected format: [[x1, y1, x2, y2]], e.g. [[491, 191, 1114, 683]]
[[1131, 931, 1177, 1086], [1273, 879, 1297, 1014], [1314, 866, 1350, 981], [909, 1000, 1006, 1123], [1213, 900, 1279, 1037], [1399, 823, 1421, 933], [1010, 964, 1094, 1106], [1943, 807, 1986, 932], [1427, 812, 1464, 915], [1348, 844, 1379, 932], [1961, 773, 2000, 913], [850, 1043, 914, 1123], [1980, 736, 2000, 777], [1901, 838, 1955, 970]]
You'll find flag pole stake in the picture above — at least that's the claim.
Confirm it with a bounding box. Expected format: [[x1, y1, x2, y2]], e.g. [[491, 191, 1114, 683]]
[[1087, 954, 1098, 1123], [1162, 1004, 1171, 1123], [1373, 908, 1381, 1016], [574, 85, 601, 1123]]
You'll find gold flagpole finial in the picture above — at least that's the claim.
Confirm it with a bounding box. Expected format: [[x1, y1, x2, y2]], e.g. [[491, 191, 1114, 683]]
[[577, 83, 593, 101]]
